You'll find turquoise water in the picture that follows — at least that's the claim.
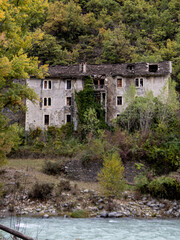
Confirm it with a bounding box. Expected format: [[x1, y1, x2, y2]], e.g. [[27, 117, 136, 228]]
[[1, 217, 180, 240]]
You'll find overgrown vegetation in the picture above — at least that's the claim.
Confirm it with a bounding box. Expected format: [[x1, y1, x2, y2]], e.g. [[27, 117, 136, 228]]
[[135, 174, 180, 200], [0, 0, 180, 201]]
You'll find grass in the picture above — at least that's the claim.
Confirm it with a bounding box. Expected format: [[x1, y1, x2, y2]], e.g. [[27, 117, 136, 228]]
[[3, 158, 100, 192]]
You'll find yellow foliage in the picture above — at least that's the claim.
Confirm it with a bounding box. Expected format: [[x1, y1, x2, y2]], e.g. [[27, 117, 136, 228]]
[[98, 151, 125, 198]]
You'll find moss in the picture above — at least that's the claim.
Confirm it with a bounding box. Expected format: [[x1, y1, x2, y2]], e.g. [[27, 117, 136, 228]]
[[70, 210, 89, 218]]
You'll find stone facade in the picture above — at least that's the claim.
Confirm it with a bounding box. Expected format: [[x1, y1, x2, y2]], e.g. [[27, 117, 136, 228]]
[[25, 61, 171, 131]]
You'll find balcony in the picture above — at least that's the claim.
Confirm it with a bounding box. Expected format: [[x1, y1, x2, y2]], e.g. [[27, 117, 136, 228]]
[[93, 85, 107, 91]]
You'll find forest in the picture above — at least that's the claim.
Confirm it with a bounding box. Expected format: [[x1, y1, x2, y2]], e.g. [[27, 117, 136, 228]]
[[0, 0, 180, 199]]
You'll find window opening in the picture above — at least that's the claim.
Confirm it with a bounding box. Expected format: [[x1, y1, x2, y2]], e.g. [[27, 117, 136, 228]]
[[135, 78, 143, 87], [149, 64, 158, 72], [44, 81, 47, 89], [140, 78, 143, 87], [66, 115, 71, 123], [48, 98, 51, 106], [67, 97, 72, 106], [44, 115, 49, 125], [135, 78, 139, 87], [100, 79, 104, 88], [44, 80, 51, 89], [67, 80, 71, 89], [44, 98, 47, 106], [117, 96, 122, 105], [48, 81, 51, 89], [117, 78, 122, 87], [127, 64, 135, 71]]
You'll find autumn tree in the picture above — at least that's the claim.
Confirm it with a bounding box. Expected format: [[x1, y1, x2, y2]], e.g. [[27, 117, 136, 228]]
[[98, 151, 125, 198], [0, 0, 48, 165]]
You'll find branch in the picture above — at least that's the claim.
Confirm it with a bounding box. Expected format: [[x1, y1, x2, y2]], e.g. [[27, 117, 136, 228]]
[[0, 223, 35, 240]]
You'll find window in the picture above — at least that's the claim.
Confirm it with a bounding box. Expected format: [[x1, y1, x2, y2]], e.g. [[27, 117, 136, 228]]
[[135, 78, 143, 87], [43, 80, 52, 89], [117, 78, 122, 87], [44, 98, 47, 106], [140, 78, 143, 87], [135, 78, 139, 87], [66, 115, 71, 123], [117, 96, 122, 105], [44, 98, 51, 106], [67, 80, 71, 89], [67, 97, 72, 106], [127, 64, 135, 71], [149, 64, 158, 72], [44, 115, 49, 125]]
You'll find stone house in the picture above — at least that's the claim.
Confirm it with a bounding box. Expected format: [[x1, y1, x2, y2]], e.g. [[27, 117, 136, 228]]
[[25, 61, 172, 131]]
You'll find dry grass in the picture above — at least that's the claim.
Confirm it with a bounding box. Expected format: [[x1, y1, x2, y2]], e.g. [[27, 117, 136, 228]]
[[3, 158, 100, 192]]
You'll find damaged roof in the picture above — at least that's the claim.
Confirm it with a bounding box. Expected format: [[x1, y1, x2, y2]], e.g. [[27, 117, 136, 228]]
[[47, 61, 171, 78]]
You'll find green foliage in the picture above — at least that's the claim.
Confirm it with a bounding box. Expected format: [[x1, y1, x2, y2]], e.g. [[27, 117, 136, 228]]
[[25, 0, 180, 85], [98, 151, 125, 197], [43, 160, 65, 175], [71, 210, 89, 218], [76, 76, 106, 136], [144, 130, 180, 174], [135, 174, 149, 194], [116, 86, 179, 133], [0, 0, 48, 166], [29, 182, 54, 200], [148, 176, 180, 200]]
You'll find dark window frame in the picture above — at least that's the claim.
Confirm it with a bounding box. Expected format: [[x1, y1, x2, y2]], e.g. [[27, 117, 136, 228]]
[[67, 80, 71, 89], [117, 78, 122, 87], [44, 115, 49, 125], [117, 96, 122, 105], [66, 114, 71, 123]]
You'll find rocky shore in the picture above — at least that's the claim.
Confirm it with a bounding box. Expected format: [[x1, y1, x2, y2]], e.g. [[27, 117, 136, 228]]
[[1, 189, 180, 219]]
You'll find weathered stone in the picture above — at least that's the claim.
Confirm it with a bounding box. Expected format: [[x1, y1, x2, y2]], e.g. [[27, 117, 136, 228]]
[[100, 211, 108, 218]]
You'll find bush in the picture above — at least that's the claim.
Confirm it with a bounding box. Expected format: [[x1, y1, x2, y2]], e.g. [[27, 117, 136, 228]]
[[98, 151, 126, 197], [71, 210, 89, 218], [56, 180, 71, 195], [135, 174, 149, 194], [148, 176, 180, 200], [43, 160, 65, 175], [29, 182, 54, 200]]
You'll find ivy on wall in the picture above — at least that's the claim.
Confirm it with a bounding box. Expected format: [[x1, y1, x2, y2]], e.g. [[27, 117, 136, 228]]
[[75, 76, 106, 130]]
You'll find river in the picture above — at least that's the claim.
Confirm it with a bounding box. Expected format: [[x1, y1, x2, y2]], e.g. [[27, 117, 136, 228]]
[[1, 217, 180, 240]]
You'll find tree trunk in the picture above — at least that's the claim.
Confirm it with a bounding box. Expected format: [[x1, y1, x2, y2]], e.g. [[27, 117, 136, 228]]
[[0, 223, 35, 240]]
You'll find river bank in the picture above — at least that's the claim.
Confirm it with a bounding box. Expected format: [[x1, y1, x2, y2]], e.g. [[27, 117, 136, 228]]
[[0, 160, 180, 220], [1, 186, 180, 219]]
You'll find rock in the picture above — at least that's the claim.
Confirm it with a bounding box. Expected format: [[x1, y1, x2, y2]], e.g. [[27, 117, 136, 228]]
[[36, 208, 41, 212], [100, 211, 108, 218], [84, 189, 89, 193], [43, 214, 49, 218], [98, 205, 103, 210], [108, 212, 117, 218]]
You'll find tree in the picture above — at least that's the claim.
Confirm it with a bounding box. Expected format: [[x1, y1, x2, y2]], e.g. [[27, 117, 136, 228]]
[[0, 0, 48, 166], [98, 151, 125, 197]]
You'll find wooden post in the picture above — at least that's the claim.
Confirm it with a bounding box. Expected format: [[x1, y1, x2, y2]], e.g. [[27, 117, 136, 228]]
[[0, 223, 35, 240]]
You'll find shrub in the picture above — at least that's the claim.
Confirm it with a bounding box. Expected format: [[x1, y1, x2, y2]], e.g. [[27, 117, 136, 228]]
[[56, 180, 71, 195], [148, 176, 180, 200], [43, 160, 65, 175], [29, 127, 42, 140], [98, 151, 126, 198], [135, 174, 149, 194], [29, 182, 54, 200], [71, 210, 89, 218]]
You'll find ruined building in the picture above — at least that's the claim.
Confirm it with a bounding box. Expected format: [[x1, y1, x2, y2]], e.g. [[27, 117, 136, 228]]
[[25, 61, 172, 131]]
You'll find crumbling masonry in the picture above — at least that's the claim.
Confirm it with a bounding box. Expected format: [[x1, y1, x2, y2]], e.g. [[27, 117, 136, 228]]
[[25, 61, 172, 130]]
